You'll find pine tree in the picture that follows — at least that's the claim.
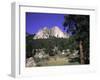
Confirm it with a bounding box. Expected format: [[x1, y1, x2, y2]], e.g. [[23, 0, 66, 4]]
[[63, 15, 90, 64]]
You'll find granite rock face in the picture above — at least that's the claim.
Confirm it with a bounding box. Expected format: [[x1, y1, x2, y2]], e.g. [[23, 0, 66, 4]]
[[33, 26, 69, 39]]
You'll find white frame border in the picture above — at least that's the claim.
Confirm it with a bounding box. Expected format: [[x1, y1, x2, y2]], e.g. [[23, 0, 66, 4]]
[[11, 2, 96, 78]]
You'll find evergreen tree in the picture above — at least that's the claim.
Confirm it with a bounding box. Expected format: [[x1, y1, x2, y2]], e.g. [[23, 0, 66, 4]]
[[63, 15, 90, 64]]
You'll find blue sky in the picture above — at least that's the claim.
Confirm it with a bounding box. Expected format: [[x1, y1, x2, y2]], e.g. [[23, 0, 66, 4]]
[[26, 12, 67, 34]]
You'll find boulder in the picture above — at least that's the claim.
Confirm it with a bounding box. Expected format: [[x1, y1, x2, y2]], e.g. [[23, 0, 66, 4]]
[[26, 57, 36, 67]]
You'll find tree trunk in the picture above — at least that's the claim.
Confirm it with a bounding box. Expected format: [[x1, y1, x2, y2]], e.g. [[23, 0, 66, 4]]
[[79, 40, 84, 64]]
